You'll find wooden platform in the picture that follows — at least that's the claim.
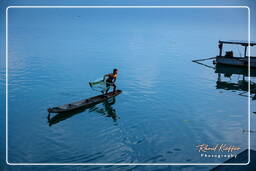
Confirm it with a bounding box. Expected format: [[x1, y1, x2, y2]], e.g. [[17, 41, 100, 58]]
[[211, 149, 256, 171]]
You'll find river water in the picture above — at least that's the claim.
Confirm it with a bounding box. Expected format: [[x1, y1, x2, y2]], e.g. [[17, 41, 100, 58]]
[[1, 7, 256, 171]]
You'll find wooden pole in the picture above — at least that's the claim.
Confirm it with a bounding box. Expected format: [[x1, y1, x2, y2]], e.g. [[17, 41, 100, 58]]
[[244, 46, 247, 57], [218, 73, 221, 82], [219, 43, 223, 56]]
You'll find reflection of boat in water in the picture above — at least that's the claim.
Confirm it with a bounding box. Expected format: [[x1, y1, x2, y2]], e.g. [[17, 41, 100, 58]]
[[215, 64, 256, 77], [216, 80, 256, 100], [193, 54, 256, 123], [215, 64, 256, 100], [48, 108, 86, 126], [48, 97, 119, 126]]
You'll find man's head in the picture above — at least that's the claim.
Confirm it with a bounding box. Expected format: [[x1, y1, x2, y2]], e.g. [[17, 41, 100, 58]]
[[113, 68, 118, 74]]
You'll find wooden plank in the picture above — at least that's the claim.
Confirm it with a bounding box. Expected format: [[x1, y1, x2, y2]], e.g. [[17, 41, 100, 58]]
[[211, 149, 256, 171]]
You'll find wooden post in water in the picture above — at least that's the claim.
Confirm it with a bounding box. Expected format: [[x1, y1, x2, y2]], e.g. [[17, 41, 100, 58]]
[[218, 73, 221, 82], [244, 45, 247, 57]]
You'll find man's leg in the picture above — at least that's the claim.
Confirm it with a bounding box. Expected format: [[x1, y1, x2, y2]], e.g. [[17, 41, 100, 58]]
[[105, 83, 110, 94], [113, 84, 116, 92]]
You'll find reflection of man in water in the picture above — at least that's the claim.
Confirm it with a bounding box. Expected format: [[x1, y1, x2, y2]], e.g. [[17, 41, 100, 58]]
[[89, 97, 118, 122], [104, 97, 117, 122]]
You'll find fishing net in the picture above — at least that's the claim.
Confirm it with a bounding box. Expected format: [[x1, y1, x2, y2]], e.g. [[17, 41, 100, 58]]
[[89, 75, 117, 93], [89, 78, 107, 92]]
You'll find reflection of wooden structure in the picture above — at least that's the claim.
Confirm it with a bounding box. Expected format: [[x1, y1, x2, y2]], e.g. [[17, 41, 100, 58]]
[[215, 64, 256, 77], [215, 64, 256, 100], [214, 40, 256, 68]]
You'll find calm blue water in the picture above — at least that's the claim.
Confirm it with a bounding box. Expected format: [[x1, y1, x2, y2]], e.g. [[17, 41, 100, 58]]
[[1, 5, 256, 171]]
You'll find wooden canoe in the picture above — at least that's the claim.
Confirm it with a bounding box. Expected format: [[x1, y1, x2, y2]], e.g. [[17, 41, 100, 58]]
[[47, 90, 122, 113]]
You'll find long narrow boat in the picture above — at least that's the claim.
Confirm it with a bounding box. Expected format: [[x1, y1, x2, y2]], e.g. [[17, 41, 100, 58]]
[[47, 90, 122, 113]]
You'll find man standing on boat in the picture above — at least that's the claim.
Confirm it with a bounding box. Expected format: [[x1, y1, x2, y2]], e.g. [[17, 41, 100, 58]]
[[104, 68, 118, 94]]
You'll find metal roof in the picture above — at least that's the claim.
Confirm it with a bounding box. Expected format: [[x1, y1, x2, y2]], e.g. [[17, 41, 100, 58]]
[[219, 40, 256, 46]]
